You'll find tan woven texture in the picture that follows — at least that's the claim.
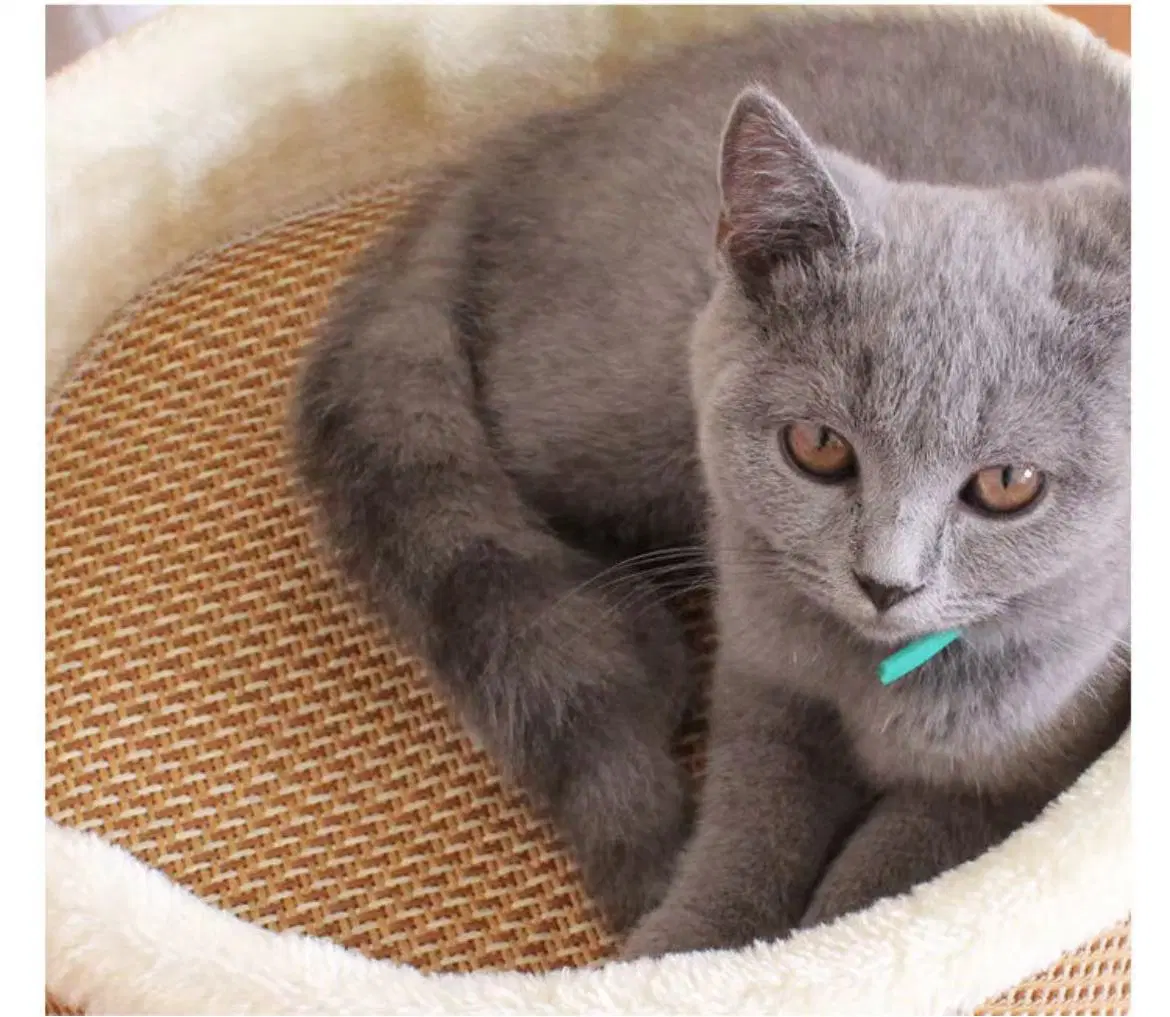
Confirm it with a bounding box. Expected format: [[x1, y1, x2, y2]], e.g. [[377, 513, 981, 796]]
[[45, 187, 1129, 1015]]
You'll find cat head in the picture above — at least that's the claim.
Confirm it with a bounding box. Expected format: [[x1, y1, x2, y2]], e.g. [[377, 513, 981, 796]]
[[693, 86, 1130, 650]]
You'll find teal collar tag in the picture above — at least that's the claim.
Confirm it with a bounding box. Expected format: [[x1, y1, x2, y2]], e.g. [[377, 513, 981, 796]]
[[878, 630, 961, 686]]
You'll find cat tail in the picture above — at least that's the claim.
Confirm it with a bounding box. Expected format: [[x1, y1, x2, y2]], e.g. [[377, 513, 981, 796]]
[[291, 182, 692, 931]]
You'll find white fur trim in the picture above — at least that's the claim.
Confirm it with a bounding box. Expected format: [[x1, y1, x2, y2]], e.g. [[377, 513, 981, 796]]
[[46, 5, 1130, 1014]]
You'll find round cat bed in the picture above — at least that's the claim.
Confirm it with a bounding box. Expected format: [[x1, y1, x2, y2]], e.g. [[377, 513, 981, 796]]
[[45, 7, 1131, 1015]]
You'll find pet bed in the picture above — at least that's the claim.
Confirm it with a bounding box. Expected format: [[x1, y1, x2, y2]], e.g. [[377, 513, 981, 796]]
[[45, 7, 1131, 1015]]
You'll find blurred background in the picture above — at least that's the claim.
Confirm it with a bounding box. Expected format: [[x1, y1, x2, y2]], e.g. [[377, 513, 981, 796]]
[[1050, 4, 1130, 51], [46, 4, 161, 76], [46, 4, 1130, 78]]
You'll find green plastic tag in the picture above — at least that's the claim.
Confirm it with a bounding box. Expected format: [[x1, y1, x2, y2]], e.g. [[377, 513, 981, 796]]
[[878, 629, 961, 686]]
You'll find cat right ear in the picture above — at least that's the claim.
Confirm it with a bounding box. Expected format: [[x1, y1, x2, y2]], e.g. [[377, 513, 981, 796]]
[[1031, 168, 1129, 320], [717, 87, 856, 293]]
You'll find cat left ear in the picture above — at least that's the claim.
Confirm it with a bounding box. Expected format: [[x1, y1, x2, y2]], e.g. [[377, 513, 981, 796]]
[[1044, 169, 1130, 270], [717, 86, 856, 293], [1035, 169, 1129, 317]]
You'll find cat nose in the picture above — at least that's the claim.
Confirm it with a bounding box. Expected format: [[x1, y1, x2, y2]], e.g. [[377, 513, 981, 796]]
[[852, 571, 922, 612]]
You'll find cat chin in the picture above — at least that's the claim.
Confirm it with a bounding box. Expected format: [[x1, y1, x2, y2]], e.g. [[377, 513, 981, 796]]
[[811, 597, 949, 649], [845, 617, 938, 648], [846, 619, 925, 646]]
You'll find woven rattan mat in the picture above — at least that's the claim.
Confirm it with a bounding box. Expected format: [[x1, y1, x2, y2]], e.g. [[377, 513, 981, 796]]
[[45, 187, 1130, 1015]]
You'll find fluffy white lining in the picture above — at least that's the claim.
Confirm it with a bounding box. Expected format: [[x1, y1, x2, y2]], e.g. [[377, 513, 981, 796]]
[[45, 5, 1130, 1015]]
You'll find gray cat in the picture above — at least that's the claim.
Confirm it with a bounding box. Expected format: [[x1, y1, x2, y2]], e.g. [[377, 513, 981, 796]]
[[292, 8, 1130, 957]]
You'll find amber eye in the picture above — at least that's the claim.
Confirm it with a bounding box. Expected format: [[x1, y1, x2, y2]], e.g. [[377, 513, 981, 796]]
[[782, 423, 857, 482], [961, 465, 1046, 516]]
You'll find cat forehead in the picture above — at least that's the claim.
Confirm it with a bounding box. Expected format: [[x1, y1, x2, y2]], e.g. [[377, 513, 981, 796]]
[[762, 340, 1107, 476], [755, 248, 1118, 463], [774, 240, 1065, 376], [776, 188, 1080, 367], [778, 279, 1093, 417], [873, 186, 1054, 285]]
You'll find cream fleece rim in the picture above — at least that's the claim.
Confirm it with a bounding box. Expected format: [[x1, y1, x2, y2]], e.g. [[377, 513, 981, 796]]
[[45, 6, 1130, 1015]]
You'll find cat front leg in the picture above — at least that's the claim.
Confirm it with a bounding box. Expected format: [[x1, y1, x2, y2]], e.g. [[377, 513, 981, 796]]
[[798, 788, 1040, 930], [621, 680, 866, 959]]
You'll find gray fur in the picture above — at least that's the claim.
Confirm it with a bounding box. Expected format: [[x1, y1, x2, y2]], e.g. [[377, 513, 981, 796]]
[[292, 8, 1129, 950]]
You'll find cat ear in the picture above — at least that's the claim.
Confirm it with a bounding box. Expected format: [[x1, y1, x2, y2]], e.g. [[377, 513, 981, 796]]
[[717, 86, 856, 291], [1039, 169, 1129, 317], [1045, 169, 1130, 268]]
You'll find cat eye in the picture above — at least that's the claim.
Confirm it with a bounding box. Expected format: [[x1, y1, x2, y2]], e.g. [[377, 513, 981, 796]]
[[961, 465, 1046, 516], [782, 423, 857, 482]]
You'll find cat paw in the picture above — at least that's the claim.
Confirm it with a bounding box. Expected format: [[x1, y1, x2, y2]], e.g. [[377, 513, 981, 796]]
[[583, 842, 682, 934], [620, 912, 701, 961], [558, 744, 694, 932], [796, 895, 845, 932], [620, 904, 764, 961], [797, 880, 880, 931], [620, 885, 796, 960]]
